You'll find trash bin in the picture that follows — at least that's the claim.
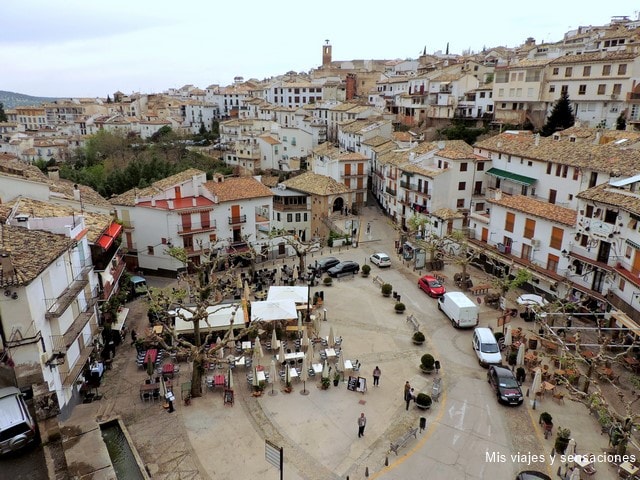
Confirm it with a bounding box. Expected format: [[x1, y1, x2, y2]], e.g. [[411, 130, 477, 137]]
[[419, 417, 427, 431], [434, 360, 441, 372], [528, 338, 538, 350]]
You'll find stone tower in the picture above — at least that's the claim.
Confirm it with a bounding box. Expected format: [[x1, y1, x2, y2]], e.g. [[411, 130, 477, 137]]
[[322, 39, 332, 68]]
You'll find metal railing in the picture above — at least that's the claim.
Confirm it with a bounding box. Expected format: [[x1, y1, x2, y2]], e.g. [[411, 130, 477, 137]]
[[228, 215, 247, 225]]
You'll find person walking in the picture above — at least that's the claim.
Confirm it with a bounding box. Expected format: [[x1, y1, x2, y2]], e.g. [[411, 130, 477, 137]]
[[357, 412, 366, 438], [404, 381, 411, 400], [405, 388, 415, 410], [130, 329, 137, 346], [372, 366, 381, 386]]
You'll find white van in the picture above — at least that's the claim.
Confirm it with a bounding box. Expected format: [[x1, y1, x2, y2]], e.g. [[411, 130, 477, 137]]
[[472, 327, 502, 367], [438, 292, 479, 328]]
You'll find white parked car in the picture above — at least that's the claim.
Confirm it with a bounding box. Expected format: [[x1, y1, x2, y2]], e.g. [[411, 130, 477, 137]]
[[370, 252, 391, 267]]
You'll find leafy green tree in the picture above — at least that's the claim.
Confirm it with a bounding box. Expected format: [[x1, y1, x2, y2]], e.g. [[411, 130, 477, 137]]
[[540, 92, 575, 136], [616, 113, 627, 131], [0, 103, 7, 122], [438, 120, 486, 145]]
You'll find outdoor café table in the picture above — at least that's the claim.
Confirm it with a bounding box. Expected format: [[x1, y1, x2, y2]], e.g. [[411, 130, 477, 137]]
[[573, 454, 594, 469], [214, 375, 225, 387], [623, 356, 640, 372], [619, 460, 639, 477], [283, 352, 305, 362], [256, 371, 266, 382], [242, 341, 252, 351], [288, 368, 298, 379], [541, 381, 555, 396], [235, 356, 246, 367], [312, 363, 323, 374], [139, 381, 172, 400], [344, 359, 353, 370], [161, 363, 175, 378], [324, 348, 336, 358], [144, 349, 158, 367]]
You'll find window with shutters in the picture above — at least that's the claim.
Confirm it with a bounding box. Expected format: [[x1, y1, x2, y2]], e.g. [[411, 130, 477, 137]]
[[547, 253, 560, 272], [523, 218, 536, 239], [550, 227, 563, 250], [505, 212, 515, 233]]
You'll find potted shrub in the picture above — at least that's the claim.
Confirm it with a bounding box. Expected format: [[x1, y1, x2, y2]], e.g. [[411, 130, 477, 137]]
[[412, 331, 425, 345], [323, 276, 333, 286], [415, 393, 432, 409], [554, 427, 571, 454], [321, 377, 331, 390], [381, 283, 393, 297], [394, 302, 406, 314], [361, 264, 371, 277], [333, 370, 340, 386], [420, 353, 435, 373]]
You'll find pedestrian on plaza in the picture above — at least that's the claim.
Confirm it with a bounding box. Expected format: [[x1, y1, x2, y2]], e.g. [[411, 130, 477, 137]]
[[130, 329, 137, 346], [357, 412, 366, 438], [372, 366, 381, 386], [405, 388, 415, 410], [404, 381, 411, 400]]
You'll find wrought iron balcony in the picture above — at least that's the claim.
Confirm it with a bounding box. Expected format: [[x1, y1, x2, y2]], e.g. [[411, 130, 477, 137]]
[[228, 215, 247, 225]]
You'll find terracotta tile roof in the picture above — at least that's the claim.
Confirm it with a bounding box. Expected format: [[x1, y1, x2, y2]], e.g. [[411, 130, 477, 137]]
[[0, 224, 72, 287], [392, 132, 412, 142], [204, 177, 273, 202], [282, 172, 350, 195], [550, 50, 639, 65], [400, 163, 445, 178], [362, 136, 393, 148], [415, 140, 476, 160], [577, 182, 640, 216], [378, 150, 409, 167], [260, 175, 280, 188], [329, 103, 360, 112], [0, 197, 112, 243], [313, 142, 341, 156], [432, 208, 463, 220], [488, 195, 577, 226], [259, 134, 281, 145], [336, 152, 368, 162], [475, 131, 640, 175], [110, 168, 206, 206]]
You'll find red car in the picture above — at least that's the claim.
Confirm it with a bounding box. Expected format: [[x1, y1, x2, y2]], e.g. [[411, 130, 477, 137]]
[[418, 275, 446, 297]]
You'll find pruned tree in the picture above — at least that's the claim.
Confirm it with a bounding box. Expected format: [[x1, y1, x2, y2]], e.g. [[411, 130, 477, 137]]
[[269, 229, 317, 278], [406, 214, 444, 268], [142, 241, 263, 399]]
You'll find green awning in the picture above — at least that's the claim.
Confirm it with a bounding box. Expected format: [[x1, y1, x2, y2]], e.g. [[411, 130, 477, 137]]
[[486, 167, 537, 186]]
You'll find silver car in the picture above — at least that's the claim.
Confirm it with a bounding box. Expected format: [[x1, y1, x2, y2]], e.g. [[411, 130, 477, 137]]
[[0, 387, 37, 454], [370, 252, 391, 267]]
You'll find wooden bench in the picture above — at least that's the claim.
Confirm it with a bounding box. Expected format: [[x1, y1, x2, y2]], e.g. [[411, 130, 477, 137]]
[[541, 340, 559, 353], [469, 284, 491, 295], [389, 427, 418, 455]]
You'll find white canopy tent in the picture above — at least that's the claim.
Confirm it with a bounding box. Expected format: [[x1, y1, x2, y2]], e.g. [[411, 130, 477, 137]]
[[172, 304, 241, 334], [250, 300, 298, 322], [267, 286, 309, 304]]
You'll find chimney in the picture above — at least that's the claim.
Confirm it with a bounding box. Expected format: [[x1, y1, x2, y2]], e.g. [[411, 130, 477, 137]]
[[73, 184, 81, 202], [534, 133, 540, 146], [493, 189, 502, 201], [151, 198, 156, 207], [48, 167, 60, 181], [594, 131, 601, 144]]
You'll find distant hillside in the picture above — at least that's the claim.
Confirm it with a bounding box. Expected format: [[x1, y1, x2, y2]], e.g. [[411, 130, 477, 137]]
[[0, 90, 60, 109]]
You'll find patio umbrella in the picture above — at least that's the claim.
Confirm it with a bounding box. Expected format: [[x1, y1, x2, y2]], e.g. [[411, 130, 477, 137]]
[[253, 335, 264, 366], [146, 355, 155, 379], [297, 312, 303, 338], [227, 369, 234, 389], [271, 328, 278, 351], [308, 340, 315, 361], [566, 438, 576, 461], [218, 343, 225, 360], [302, 327, 310, 350], [516, 343, 525, 367], [252, 366, 260, 389], [306, 345, 314, 368], [278, 342, 285, 364], [504, 324, 512, 348], [329, 326, 335, 347], [300, 355, 309, 395], [268, 359, 277, 396], [530, 368, 542, 404], [569, 468, 580, 480], [228, 326, 235, 343], [285, 363, 292, 387], [159, 375, 168, 398], [322, 360, 329, 379]]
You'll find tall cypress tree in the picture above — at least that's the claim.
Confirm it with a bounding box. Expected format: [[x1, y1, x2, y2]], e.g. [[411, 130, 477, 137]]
[[0, 103, 7, 122], [540, 92, 575, 136]]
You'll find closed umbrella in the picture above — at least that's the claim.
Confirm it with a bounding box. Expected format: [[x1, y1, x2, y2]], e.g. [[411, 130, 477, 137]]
[[252, 366, 260, 389], [516, 343, 525, 367], [227, 369, 234, 389], [228, 326, 235, 343], [322, 360, 329, 379], [530, 368, 542, 404], [297, 312, 303, 338], [308, 340, 315, 361], [504, 324, 512, 347], [302, 327, 310, 350], [271, 329, 278, 351], [569, 467, 580, 480], [268, 359, 277, 396], [300, 355, 309, 395], [285, 363, 292, 387], [218, 343, 225, 360], [566, 438, 576, 460], [253, 335, 264, 366], [329, 326, 335, 347], [278, 342, 285, 364]]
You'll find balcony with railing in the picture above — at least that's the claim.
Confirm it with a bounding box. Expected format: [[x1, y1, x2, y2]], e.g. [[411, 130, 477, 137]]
[[177, 220, 217, 235], [45, 265, 93, 319], [50, 287, 99, 353], [99, 257, 126, 301], [228, 215, 247, 225], [385, 186, 397, 196], [342, 171, 367, 178]]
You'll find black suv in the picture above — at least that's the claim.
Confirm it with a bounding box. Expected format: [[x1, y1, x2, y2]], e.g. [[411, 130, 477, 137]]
[[327, 261, 360, 277], [311, 257, 340, 274], [487, 365, 523, 405]]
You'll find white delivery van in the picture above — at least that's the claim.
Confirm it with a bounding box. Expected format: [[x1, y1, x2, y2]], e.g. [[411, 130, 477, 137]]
[[472, 327, 502, 366], [438, 292, 479, 328]]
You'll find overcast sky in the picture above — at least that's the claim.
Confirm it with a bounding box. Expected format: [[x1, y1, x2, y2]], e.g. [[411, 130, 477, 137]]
[[1, 1, 637, 98]]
